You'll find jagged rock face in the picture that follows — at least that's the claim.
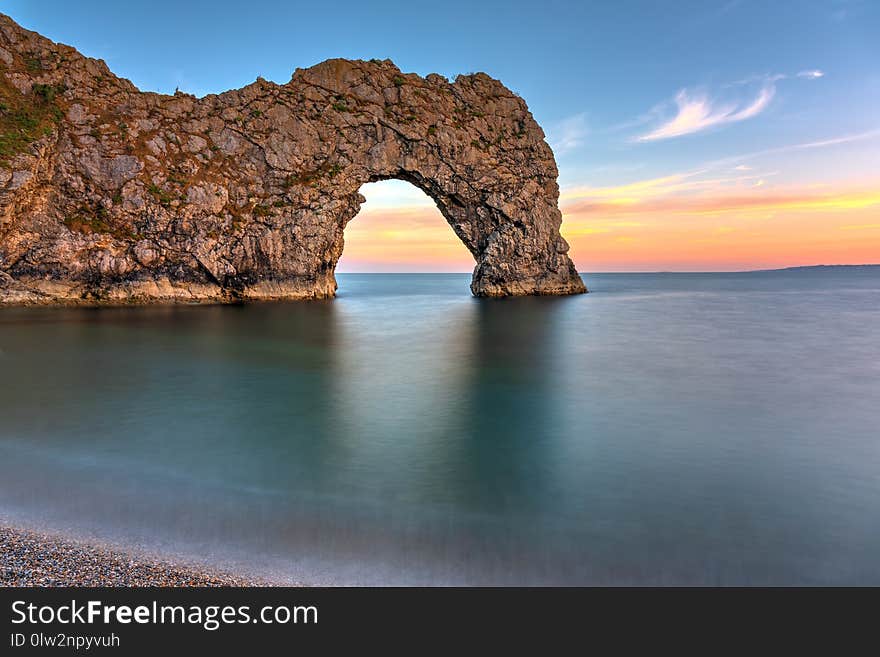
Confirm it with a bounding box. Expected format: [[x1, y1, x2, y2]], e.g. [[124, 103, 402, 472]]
[[0, 14, 585, 304]]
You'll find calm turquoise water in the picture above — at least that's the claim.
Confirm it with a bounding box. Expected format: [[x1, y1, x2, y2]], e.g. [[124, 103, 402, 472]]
[[1, 269, 879, 585]]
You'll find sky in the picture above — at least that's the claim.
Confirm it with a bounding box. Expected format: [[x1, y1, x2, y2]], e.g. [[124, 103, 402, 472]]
[[4, 0, 879, 271]]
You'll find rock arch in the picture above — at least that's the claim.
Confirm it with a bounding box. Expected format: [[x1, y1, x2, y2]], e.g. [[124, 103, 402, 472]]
[[0, 15, 585, 304]]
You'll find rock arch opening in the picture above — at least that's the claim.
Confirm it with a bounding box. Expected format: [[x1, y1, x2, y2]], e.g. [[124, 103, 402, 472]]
[[337, 179, 476, 276]]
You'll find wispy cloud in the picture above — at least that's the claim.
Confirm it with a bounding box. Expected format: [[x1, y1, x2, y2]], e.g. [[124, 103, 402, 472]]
[[549, 113, 589, 155], [636, 84, 776, 141], [560, 169, 769, 205], [634, 69, 825, 142], [560, 159, 880, 219], [787, 129, 880, 150], [560, 171, 702, 203], [563, 128, 879, 208], [831, 0, 867, 22], [702, 127, 880, 170], [563, 187, 880, 218]]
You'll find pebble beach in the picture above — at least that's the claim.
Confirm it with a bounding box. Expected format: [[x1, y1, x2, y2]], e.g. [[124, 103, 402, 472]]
[[0, 525, 264, 587]]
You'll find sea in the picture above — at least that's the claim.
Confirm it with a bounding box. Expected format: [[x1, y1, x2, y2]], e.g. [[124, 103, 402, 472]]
[[0, 267, 878, 585]]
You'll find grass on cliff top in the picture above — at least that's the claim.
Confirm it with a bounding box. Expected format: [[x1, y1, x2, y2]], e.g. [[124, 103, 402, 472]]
[[0, 73, 64, 165]]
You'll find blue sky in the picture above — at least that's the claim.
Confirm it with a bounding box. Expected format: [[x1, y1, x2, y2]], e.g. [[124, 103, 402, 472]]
[[4, 1, 879, 270]]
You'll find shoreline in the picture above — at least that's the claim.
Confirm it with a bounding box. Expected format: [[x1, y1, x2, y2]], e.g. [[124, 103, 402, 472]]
[[0, 524, 272, 587]]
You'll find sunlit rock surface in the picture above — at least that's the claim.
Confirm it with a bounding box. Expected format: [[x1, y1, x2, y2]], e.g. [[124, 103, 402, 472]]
[[0, 14, 585, 304]]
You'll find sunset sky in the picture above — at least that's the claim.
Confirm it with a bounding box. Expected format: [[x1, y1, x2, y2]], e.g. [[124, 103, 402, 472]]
[[7, 0, 878, 271]]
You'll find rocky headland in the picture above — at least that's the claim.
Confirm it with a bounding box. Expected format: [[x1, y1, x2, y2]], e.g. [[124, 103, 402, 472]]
[[0, 14, 585, 305]]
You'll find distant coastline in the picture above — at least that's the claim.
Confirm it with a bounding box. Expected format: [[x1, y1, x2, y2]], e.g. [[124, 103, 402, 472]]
[[573, 265, 880, 275], [749, 264, 880, 272]]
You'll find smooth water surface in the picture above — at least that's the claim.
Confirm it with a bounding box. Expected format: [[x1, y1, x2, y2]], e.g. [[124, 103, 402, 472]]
[[1, 269, 879, 584]]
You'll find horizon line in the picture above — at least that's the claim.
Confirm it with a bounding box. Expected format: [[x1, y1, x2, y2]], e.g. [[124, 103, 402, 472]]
[[337, 263, 880, 275]]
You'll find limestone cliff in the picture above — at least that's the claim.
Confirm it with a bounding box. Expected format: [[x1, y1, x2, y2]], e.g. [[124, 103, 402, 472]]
[[0, 14, 586, 304]]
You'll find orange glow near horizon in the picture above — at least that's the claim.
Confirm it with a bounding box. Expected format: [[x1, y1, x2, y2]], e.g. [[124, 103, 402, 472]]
[[560, 179, 880, 271], [337, 179, 880, 273], [338, 204, 476, 273]]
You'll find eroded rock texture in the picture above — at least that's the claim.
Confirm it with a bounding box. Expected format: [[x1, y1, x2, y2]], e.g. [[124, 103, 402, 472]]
[[0, 14, 585, 304]]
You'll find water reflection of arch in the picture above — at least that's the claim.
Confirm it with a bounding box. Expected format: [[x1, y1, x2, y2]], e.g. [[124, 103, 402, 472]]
[[448, 297, 571, 515], [322, 292, 571, 512], [325, 286, 478, 502], [200, 300, 344, 489]]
